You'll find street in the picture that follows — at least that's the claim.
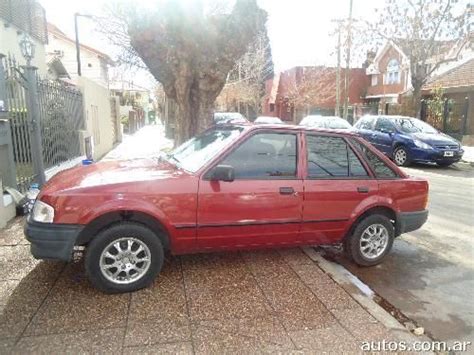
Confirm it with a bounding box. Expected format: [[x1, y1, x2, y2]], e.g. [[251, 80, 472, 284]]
[[329, 162, 474, 345]]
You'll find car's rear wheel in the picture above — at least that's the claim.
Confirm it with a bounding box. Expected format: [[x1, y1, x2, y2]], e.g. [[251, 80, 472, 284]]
[[393, 146, 410, 166], [345, 214, 394, 266], [85, 222, 164, 293]]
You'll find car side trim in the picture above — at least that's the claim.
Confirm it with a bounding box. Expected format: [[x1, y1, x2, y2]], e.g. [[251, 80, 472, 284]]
[[173, 218, 349, 229]]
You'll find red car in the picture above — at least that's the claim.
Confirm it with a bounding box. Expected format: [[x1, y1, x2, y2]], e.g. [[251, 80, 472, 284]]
[[25, 124, 429, 293]]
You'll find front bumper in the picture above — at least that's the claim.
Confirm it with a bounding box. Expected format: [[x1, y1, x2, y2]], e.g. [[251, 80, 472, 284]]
[[410, 148, 463, 164], [398, 210, 428, 234], [24, 218, 84, 262]]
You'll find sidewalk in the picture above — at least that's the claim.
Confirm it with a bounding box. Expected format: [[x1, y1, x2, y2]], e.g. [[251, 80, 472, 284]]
[[103, 124, 174, 161], [462, 146, 474, 163], [0, 125, 419, 353], [0, 218, 416, 353]]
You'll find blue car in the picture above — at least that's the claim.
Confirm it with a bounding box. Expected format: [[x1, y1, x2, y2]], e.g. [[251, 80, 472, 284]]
[[354, 115, 464, 167]]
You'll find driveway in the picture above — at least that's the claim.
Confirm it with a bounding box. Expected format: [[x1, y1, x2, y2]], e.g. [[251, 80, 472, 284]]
[[327, 162, 474, 345], [0, 217, 406, 353]]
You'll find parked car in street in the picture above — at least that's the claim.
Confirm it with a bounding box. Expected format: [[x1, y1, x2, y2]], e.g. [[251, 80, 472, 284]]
[[25, 124, 429, 293], [353, 115, 464, 167], [213, 112, 248, 125], [254, 116, 284, 124], [300, 115, 352, 130]]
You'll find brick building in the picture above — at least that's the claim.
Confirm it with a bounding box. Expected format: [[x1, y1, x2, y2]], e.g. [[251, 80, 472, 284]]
[[262, 66, 369, 123]]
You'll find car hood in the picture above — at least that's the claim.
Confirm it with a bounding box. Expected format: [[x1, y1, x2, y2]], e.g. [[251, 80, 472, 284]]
[[40, 158, 187, 194], [412, 132, 458, 146]]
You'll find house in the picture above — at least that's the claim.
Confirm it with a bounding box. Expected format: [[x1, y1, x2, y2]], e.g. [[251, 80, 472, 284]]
[[364, 37, 473, 114], [46, 23, 113, 87], [0, 0, 48, 74], [262, 66, 369, 123], [110, 81, 154, 133], [422, 57, 474, 144], [364, 42, 411, 109]]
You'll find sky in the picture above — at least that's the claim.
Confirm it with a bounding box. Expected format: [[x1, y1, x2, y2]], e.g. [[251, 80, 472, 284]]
[[37, 0, 382, 87]]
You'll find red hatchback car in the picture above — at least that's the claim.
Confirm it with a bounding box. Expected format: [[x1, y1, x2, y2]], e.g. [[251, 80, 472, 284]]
[[25, 124, 429, 293]]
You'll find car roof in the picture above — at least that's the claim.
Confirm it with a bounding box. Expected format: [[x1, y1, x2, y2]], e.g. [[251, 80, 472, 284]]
[[219, 122, 359, 137], [361, 115, 416, 120]]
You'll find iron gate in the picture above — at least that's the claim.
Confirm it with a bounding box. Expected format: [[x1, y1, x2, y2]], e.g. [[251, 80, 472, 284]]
[[0, 54, 84, 191]]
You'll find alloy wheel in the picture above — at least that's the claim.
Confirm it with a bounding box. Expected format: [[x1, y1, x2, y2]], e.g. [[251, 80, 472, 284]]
[[359, 224, 389, 259], [394, 148, 407, 166], [99, 237, 151, 284]]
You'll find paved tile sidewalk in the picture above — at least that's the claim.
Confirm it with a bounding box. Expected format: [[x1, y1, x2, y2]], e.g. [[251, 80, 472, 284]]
[[0, 217, 411, 354]]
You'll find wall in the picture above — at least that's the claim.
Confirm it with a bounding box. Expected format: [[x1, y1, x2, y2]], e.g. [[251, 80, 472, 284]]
[[76, 77, 114, 160], [0, 19, 47, 75]]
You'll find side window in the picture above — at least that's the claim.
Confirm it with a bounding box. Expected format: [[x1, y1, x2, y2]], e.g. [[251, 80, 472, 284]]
[[356, 117, 374, 130], [221, 133, 297, 179], [375, 118, 395, 133], [306, 135, 369, 178], [349, 138, 398, 178]]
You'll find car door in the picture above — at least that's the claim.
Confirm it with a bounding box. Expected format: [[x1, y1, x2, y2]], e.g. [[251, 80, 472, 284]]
[[372, 117, 396, 154], [302, 134, 378, 244], [197, 131, 303, 250]]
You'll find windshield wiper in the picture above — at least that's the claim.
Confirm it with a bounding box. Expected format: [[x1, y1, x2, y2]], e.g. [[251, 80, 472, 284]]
[[165, 153, 181, 167]]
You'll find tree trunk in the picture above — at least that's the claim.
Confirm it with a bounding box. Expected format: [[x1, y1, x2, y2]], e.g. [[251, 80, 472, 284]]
[[412, 83, 422, 119], [174, 86, 215, 145]]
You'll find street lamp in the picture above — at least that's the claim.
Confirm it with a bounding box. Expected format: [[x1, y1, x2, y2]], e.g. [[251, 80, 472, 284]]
[[19, 33, 35, 66], [74, 13, 93, 77]]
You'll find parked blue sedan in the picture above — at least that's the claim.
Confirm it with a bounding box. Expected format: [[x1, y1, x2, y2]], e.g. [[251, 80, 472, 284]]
[[354, 115, 464, 167]]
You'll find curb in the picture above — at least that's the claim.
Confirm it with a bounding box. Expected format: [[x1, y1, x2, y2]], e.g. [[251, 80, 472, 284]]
[[301, 247, 432, 346]]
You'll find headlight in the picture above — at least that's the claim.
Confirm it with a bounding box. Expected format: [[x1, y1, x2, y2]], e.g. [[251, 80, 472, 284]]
[[31, 200, 55, 223], [413, 139, 432, 150]]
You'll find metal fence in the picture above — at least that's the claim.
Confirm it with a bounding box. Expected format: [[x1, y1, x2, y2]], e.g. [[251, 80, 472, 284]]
[[0, 53, 84, 191], [38, 79, 84, 169]]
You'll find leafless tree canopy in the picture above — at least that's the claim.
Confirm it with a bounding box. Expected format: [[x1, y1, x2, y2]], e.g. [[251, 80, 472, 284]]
[[216, 30, 273, 117]]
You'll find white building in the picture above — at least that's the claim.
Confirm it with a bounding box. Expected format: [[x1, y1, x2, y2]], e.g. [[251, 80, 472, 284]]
[[46, 23, 113, 87]]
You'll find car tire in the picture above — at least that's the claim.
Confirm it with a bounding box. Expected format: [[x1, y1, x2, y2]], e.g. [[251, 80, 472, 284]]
[[436, 162, 452, 167], [393, 146, 410, 166], [344, 214, 394, 267], [85, 222, 164, 293]]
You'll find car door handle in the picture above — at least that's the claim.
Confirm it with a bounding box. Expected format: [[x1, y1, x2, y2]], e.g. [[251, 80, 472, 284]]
[[357, 186, 369, 193], [280, 187, 296, 195]]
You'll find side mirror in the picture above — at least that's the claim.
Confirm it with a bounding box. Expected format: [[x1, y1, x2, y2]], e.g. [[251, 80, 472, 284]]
[[380, 128, 394, 135], [210, 165, 235, 182]]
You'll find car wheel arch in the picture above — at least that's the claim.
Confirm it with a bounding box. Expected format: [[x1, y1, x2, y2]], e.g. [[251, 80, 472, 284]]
[[76, 210, 171, 250], [345, 205, 399, 242]]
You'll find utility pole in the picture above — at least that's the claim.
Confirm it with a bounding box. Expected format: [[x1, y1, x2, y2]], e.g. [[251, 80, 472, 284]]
[[343, 0, 353, 122], [74, 13, 93, 77], [332, 19, 343, 117]]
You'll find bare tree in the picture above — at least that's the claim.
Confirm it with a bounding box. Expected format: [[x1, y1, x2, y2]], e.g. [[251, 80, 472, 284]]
[[287, 67, 338, 117], [216, 30, 273, 117], [97, 0, 266, 143], [366, 0, 469, 115]]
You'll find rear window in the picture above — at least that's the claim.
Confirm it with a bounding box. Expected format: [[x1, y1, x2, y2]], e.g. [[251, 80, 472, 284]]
[[306, 135, 369, 178], [349, 138, 398, 178]]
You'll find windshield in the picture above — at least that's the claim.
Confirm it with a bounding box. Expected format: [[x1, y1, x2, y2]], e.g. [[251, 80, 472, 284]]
[[166, 127, 243, 173], [326, 118, 351, 129], [394, 117, 438, 134]]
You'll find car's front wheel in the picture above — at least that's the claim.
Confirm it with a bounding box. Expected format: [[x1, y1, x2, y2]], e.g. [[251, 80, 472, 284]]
[[393, 146, 410, 166], [345, 214, 394, 266], [85, 222, 164, 293]]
